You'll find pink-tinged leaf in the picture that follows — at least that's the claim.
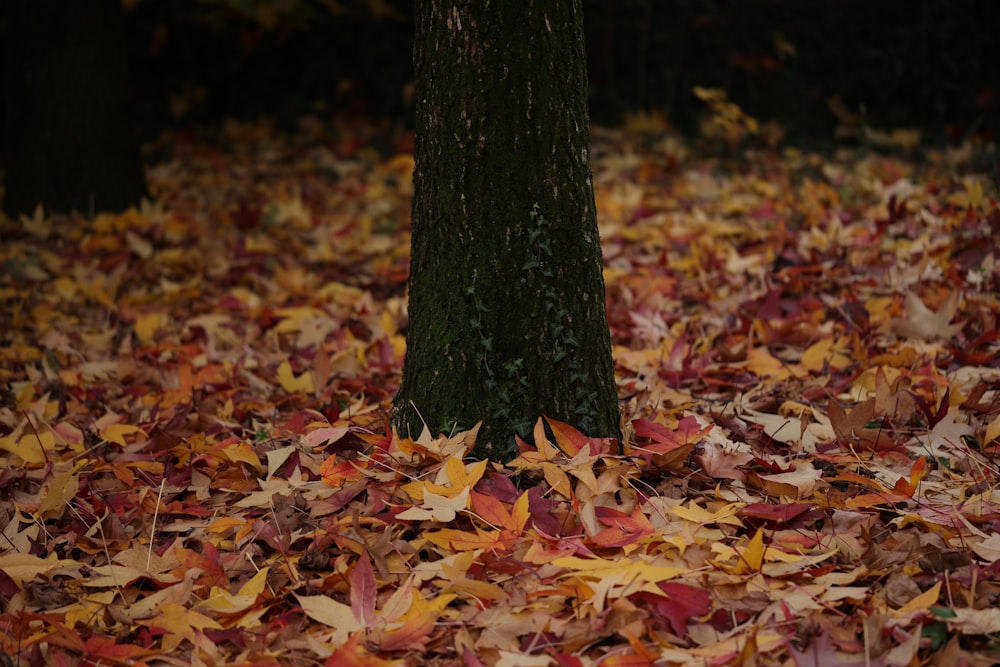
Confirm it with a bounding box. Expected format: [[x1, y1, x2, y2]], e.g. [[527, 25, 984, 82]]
[[349, 551, 377, 626], [788, 633, 879, 667], [463, 645, 488, 667], [302, 425, 349, 448]]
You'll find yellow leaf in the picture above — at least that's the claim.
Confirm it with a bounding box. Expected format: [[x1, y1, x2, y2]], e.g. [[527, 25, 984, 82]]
[[135, 312, 170, 344], [510, 491, 530, 535], [0, 431, 53, 464], [801, 337, 852, 372], [138, 602, 223, 652], [865, 296, 895, 325], [746, 346, 790, 379], [437, 456, 485, 494], [985, 413, 1000, 445], [38, 467, 80, 520], [404, 457, 487, 500], [206, 516, 246, 534], [424, 526, 499, 551], [273, 306, 327, 333], [238, 566, 270, 597], [443, 576, 509, 601], [670, 501, 744, 526], [0, 552, 82, 584], [736, 528, 765, 573], [64, 591, 116, 629], [52, 276, 78, 301], [197, 568, 269, 614], [223, 441, 263, 471], [401, 590, 456, 620], [99, 423, 142, 446], [277, 360, 314, 393], [552, 555, 687, 582], [895, 580, 941, 616], [541, 462, 572, 497]]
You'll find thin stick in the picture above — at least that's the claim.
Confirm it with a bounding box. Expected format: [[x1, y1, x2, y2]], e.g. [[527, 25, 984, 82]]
[[147, 477, 166, 571]]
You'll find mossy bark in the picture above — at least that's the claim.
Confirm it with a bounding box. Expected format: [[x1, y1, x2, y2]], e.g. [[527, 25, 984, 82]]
[[3, 0, 147, 216], [393, 0, 620, 460]]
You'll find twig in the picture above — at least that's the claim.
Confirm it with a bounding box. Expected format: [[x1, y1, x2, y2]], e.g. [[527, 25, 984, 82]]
[[147, 477, 166, 571]]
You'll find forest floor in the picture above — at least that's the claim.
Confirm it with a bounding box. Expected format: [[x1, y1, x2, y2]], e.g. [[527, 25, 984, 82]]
[[2, 115, 1000, 666]]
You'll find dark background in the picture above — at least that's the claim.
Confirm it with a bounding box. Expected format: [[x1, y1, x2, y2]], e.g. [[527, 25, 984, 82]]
[[3, 0, 999, 149]]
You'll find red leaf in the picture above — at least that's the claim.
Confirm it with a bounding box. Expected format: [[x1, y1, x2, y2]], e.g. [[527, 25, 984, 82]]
[[643, 582, 713, 636], [591, 504, 655, 547], [633, 415, 709, 452], [740, 502, 820, 526]]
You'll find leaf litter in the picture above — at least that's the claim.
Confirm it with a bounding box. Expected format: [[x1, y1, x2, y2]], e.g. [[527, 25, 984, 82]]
[[1, 115, 1000, 665]]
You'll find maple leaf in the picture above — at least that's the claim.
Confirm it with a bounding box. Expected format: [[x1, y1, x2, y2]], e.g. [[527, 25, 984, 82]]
[[297, 593, 363, 644], [5, 93, 1000, 666], [396, 485, 470, 522], [196, 566, 269, 616], [891, 290, 964, 340], [756, 460, 822, 499], [829, 398, 896, 450], [590, 504, 655, 548], [629, 415, 708, 467], [695, 440, 753, 481], [137, 602, 223, 652], [43, 626, 158, 666]]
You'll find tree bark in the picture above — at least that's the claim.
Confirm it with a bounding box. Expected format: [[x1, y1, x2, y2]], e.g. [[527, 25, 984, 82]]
[[3, 0, 147, 216], [393, 0, 619, 459]]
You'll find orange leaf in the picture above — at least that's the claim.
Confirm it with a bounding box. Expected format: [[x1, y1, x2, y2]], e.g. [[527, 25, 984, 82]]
[[471, 491, 513, 529], [509, 491, 530, 535], [601, 655, 656, 667], [377, 613, 435, 652], [545, 416, 590, 456], [424, 527, 503, 552], [325, 634, 395, 667]]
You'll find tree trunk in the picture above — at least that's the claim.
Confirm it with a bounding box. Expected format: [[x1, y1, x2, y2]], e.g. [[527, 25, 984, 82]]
[[3, 0, 146, 216], [393, 0, 619, 460]]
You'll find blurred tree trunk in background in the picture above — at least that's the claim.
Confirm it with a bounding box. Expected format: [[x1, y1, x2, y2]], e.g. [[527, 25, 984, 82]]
[[393, 0, 620, 460], [4, 0, 146, 216]]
